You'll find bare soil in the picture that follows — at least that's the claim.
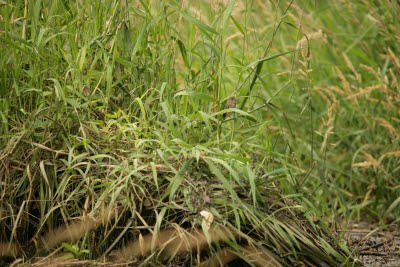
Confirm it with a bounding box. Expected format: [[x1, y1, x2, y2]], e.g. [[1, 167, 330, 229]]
[[341, 221, 400, 266]]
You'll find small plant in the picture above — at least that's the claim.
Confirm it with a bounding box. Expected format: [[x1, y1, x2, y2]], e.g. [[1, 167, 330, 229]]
[[60, 243, 90, 260]]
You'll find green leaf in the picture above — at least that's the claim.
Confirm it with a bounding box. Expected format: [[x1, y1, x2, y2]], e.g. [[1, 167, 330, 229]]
[[205, 159, 241, 203], [150, 162, 159, 191], [106, 64, 112, 102], [162, 158, 194, 202], [201, 220, 212, 246], [174, 90, 216, 102], [161, 102, 173, 131], [66, 98, 80, 108], [230, 15, 244, 34], [215, 153, 251, 163], [0, 35, 35, 57], [222, 0, 236, 34], [213, 108, 256, 120], [168, 4, 219, 35], [246, 50, 297, 68], [151, 207, 167, 252], [177, 39, 189, 69], [78, 42, 88, 71], [47, 78, 66, 104]]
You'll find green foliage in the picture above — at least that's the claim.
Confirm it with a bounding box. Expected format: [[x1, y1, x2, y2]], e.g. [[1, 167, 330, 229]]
[[2, 0, 397, 266]]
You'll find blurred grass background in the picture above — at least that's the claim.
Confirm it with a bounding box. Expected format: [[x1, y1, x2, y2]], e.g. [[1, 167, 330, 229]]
[[0, 0, 399, 265]]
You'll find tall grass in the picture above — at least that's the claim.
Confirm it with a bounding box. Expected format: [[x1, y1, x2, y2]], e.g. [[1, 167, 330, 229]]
[[2, 0, 396, 266], [274, 0, 400, 224]]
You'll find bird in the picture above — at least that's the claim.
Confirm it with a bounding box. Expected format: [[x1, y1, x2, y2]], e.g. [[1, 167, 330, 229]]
[[222, 96, 237, 122]]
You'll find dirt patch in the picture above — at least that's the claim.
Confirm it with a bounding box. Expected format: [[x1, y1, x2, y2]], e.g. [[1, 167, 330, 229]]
[[341, 222, 400, 266]]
